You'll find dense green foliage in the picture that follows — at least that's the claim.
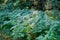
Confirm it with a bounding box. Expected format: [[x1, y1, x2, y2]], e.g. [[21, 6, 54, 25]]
[[0, 0, 60, 40], [0, 9, 60, 40]]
